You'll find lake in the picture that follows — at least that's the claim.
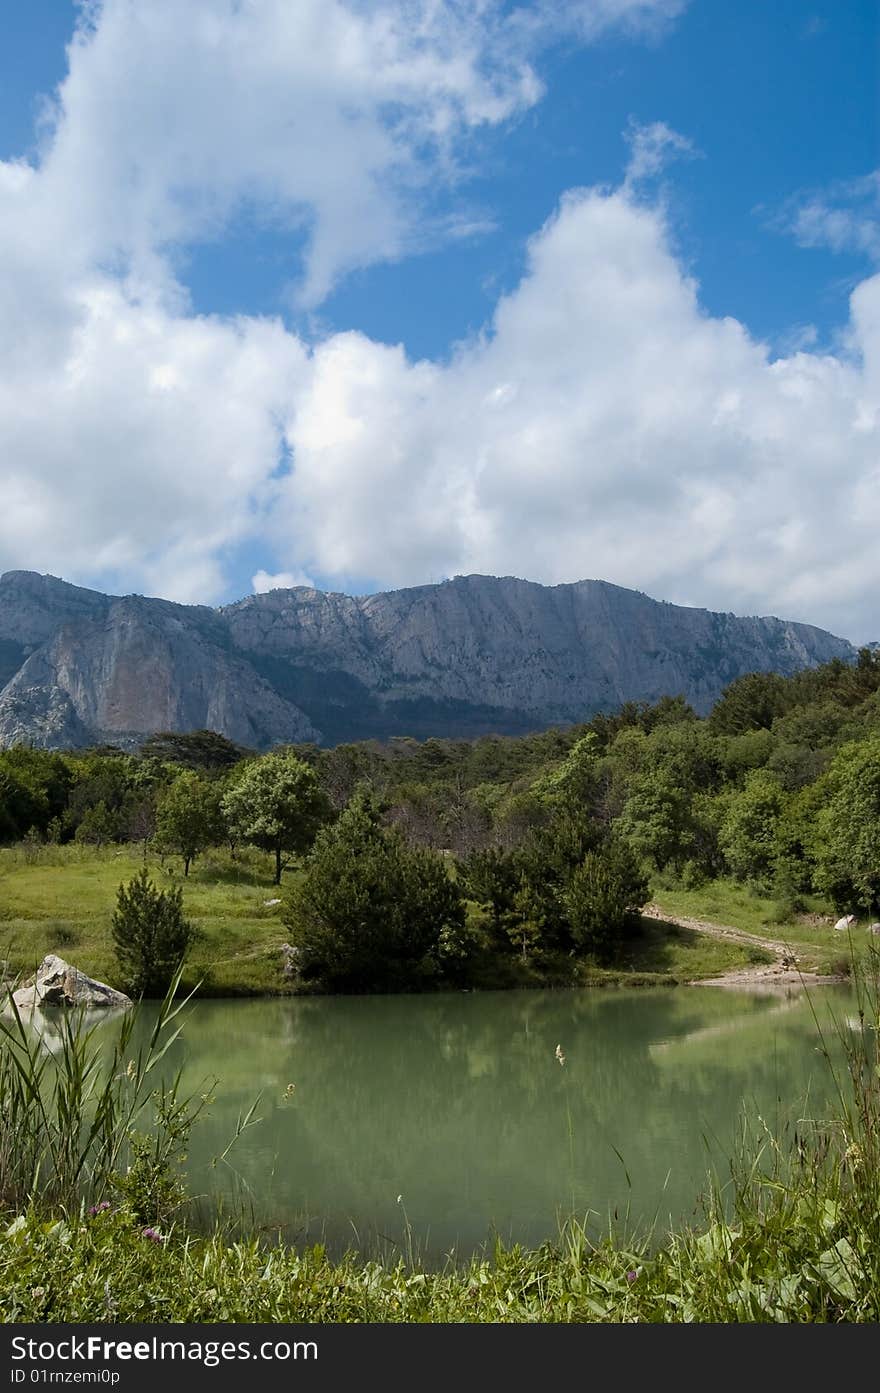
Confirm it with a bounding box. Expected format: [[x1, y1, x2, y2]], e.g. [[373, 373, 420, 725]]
[[71, 982, 858, 1263]]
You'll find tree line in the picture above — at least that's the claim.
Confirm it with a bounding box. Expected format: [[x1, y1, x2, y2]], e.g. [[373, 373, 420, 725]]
[[3, 645, 880, 992]]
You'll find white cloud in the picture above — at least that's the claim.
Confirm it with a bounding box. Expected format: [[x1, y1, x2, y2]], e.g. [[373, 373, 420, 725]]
[[272, 189, 880, 641], [623, 119, 699, 188], [251, 569, 315, 594], [1, 0, 878, 644], [778, 172, 880, 262]]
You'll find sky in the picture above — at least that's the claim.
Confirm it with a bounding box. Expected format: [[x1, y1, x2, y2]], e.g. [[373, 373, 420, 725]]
[[0, 0, 878, 640]]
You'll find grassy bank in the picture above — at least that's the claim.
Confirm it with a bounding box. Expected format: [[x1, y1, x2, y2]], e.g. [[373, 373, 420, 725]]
[[0, 846, 764, 995], [1, 1183, 877, 1322], [650, 877, 874, 975]]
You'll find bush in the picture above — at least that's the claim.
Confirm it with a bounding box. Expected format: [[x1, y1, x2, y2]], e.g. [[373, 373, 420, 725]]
[[563, 838, 648, 962], [111, 867, 195, 997], [284, 788, 465, 991]]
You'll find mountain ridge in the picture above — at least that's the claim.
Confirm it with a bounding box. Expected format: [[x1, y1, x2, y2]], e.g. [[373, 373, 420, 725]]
[[0, 569, 858, 749]]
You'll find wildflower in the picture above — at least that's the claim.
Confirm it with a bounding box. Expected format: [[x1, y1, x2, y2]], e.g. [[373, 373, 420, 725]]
[[626, 1269, 640, 1283], [30, 1286, 46, 1303], [88, 1201, 111, 1217], [555, 1044, 566, 1066], [141, 1226, 164, 1243]]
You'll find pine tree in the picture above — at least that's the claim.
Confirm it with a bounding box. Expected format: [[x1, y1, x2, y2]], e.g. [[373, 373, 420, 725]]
[[111, 867, 194, 996], [284, 787, 464, 991]]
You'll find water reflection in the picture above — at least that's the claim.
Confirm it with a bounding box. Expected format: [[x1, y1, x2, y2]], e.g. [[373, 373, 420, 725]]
[[22, 985, 853, 1262]]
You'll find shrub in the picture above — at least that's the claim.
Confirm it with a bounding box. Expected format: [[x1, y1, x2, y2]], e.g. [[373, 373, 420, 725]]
[[111, 867, 195, 997], [564, 838, 648, 962], [284, 788, 464, 991]]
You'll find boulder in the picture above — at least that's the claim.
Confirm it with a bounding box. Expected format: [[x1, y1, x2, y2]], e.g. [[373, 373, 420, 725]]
[[869, 923, 880, 936], [10, 955, 132, 1011], [834, 914, 858, 931]]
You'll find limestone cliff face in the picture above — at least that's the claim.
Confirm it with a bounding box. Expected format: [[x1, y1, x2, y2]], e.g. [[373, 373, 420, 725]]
[[0, 574, 317, 750], [0, 570, 857, 749]]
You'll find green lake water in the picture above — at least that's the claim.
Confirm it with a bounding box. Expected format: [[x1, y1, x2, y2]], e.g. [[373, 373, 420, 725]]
[[68, 984, 860, 1262]]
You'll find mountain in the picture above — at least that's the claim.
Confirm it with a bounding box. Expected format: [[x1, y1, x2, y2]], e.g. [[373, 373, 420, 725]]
[[0, 570, 857, 750]]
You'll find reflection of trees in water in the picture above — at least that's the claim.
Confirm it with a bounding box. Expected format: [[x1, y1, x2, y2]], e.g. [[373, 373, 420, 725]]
[[120, 987, 851, 1260]]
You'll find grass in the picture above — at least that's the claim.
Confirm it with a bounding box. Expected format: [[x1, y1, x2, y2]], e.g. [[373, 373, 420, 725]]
[[0, 845, 759, 997], [0, 844, 297, 997], [648, 876, 878, 976]]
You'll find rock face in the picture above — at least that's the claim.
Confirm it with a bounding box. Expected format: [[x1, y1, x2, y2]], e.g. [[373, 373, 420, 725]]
[[0, 569, 858, 748], [10, 955, 132, 1010]]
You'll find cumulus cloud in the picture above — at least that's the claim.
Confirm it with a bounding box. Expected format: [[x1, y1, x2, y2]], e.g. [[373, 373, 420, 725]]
[[0, 0, 689, 604], [1, 0, 878, 643], [273, 189, 880, 640]]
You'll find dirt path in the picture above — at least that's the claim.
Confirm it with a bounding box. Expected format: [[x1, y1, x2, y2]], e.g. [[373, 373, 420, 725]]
[[642, 903, 844, 989]]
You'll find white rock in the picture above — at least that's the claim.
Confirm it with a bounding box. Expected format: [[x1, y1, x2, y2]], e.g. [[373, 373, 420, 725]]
[[834, 914, 858, 931], [10, 955, 132, 1011]]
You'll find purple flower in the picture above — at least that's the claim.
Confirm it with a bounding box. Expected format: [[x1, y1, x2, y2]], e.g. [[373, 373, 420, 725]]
[[626, 1270, 639, 1283], [88, 1201, 111, 1217], [141, 1226, 164, 1243]]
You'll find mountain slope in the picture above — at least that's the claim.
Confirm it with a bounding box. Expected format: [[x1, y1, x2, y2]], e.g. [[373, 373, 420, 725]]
[[0, 570, 857, 749]]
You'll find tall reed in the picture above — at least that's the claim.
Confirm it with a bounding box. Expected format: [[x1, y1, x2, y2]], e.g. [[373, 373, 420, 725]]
[[0, 966, 204, 1218]]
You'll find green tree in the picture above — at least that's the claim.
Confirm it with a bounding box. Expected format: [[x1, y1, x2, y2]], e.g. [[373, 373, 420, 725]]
[[284, 789, 464, 991], [617, 768, 696, 873], [111, 867, 195, 996], [813, 738, 880, 914], [221, 752, 329, 884], [155, 772, 224, 875], [719, 771, 786, 885], [563, 838, 649, 961], [708, 671, 791, 736], [73, 799, 119, 847]]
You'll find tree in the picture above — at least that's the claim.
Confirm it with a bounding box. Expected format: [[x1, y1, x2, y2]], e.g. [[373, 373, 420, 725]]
[[617, 768, 696, 873], [111, 867, 194, 996], [73, 799, 119, 847], [719, 771, 786, 885], [284, 788, 465, 991], [155, 772, 223, 875], [813, 738, 880, 914], [138, 729, 253, 772], [708, 672, 791, 736], [221, 752, 329, 884], [564, 838, 649, 961]]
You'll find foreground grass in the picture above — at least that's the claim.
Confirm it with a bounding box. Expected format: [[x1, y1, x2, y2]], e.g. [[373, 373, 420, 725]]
[[0, 846, 759, 996], [2, 1161, 877, 1323]]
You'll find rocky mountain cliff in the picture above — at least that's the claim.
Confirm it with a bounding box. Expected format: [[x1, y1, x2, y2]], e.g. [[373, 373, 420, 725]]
[[0, 570, 857, 749]]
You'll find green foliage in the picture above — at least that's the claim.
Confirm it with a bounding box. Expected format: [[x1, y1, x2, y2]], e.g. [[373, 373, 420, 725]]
[[709, 671, 793, 735], [719, 770, 787, 886], [221, 751, 329, 884], [111, 867, 195, 997], [284, 788, 464, 990], [137, 729, 252, 772], [73, 799, 119, 847], [155, 771, 224, 875], [564, 838, 649, 960], [813, 737, 880, 913], [0, 971, 201, 1213]]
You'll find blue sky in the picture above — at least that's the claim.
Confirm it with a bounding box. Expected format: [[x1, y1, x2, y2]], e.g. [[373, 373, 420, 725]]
[[0, 0, 877, 639]]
